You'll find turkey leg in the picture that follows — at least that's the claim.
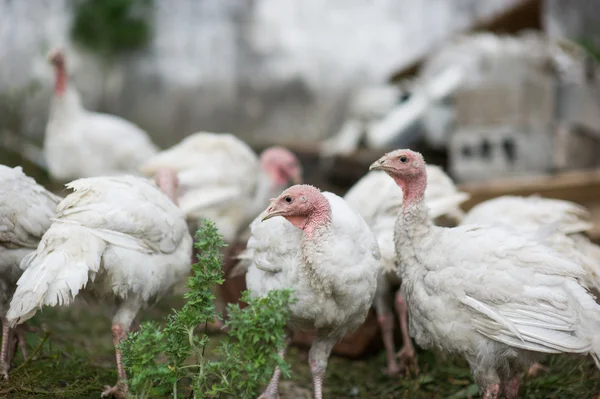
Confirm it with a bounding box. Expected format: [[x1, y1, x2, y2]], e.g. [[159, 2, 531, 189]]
[[377, 313, 400, 375], [0, 321, 10, 379], [394, 291, 418, 374], [102, 300, 141, 399], [257, 336, 290, 399], [308, 336, 336, 399]]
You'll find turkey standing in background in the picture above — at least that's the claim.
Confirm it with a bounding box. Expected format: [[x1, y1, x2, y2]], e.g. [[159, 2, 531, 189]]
[[462, 195, 600, 296], [44, 49, 158, 181], [7, 172, 191, 399], [0, 165, 61, 379], [244, 185, 379, 399], [344, 166, 469, 376], [371, 149, 600, 399], [141, 133, 302, 330], [140, 131, 303, 244]]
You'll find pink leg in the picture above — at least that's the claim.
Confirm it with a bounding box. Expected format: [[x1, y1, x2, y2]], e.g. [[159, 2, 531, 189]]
[[101, 324, 129, 399], [527, 362, 548, 377], [394, 291, 418, 374], [1, 320, 10, 379], [377, 314, 400, 375], [481, 383, 500, 399], [11, 323, 32, 361], [309, 338, 336, 399], [257, 340, 289, 399], [502, 375, 521, 399]]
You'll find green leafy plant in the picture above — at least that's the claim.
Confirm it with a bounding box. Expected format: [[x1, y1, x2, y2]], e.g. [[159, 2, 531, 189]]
[[121, 220, 294, 398], [70, 0, 153, 58]]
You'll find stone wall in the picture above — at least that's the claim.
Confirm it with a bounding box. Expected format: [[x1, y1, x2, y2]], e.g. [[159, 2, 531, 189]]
[[0, 0, 519, 149]]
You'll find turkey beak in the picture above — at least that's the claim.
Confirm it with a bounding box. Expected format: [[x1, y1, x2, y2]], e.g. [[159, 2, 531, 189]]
[[370, 156, 389, 171], [261, 203, 286, 222]]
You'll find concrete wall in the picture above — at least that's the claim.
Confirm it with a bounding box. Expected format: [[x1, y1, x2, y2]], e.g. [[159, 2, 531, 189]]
[[0, 0, 519, 149]]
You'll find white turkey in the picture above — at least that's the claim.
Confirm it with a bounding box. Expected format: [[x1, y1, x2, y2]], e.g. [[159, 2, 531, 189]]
[[343, 166, 469, 375], [45, 49, 158, 181], [244, 184, 379, 399], [462, 195, 600, 296], [140, 132, 303, 244], [0, 165, 61, 378], [371, 149, 600, 399], [7, 173, 191, 398]]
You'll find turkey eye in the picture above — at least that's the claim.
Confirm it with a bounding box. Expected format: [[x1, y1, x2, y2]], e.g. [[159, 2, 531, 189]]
[[284, 196, 292, 203], [399, 155, 408, 163]]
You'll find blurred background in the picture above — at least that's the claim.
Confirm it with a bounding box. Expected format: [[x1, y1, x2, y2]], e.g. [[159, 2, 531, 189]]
[[2, 1, 600, 397], [4, 0, 600, 237]]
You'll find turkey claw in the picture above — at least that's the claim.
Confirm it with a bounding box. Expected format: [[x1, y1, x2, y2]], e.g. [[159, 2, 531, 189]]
[[257, 393, 280, 399], [396, 345, 419, 376], [101, 383, 128, 399]]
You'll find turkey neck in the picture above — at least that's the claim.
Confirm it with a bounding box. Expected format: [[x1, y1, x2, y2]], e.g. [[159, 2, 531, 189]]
[[49, 64, 83, 123], [54, 64, 67, 95], [393, 173, 433, 277], [299, 196, 334, 295]]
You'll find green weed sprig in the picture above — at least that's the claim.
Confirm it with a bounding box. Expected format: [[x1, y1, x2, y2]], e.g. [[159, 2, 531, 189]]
[[121, 220, 294, 398]]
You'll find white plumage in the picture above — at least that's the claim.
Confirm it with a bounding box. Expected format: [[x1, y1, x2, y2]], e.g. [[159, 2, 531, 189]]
[[0, 165, 60, 377], [344, 166, 469, 374], [45, 50, 158, 181], [462, 195, 600, 295], [141, 132, 260, 242], [243, 185, 379, 399], [7, 175, 191, 397], [141, 132, 302, 244], [371, 149, 600, 399]]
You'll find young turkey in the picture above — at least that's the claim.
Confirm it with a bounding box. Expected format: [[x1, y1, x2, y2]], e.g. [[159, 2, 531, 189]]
[[6, 173, 191, 398], [462, 195, 600, 296], [244, 185, 380, 399], [343, 167, 469, 375], [0, 165, 61, 378], [44, 49, 158, 181], [371, 149, 600, 399], [140, 132, 302, 244]]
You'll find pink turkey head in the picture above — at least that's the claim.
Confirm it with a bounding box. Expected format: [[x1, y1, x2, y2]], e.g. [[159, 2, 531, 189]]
[[154, 167, 179, 205], [48, 49, 67, 95], [48, 49, 66, 69], [261, 184, 331, 233], [259, 147, 303, 188], [370, 149, 428, 207]]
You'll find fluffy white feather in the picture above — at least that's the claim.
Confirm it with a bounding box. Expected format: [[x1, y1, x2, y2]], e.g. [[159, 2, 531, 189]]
[[246, 191, 380, 337], [462, 195, 600, 294], [45, 86, 158, 181], [140, 132, 271, 243], [7, 175, 192, 326], [0, 165, 60, 317]]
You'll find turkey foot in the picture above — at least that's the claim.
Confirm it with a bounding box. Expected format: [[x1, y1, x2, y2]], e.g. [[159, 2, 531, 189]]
[[102, 323, 129, 398], [481, 383, 500, 399], [396, 343, 419, 376], [101, 382, 128, 399], [526, 362, 548, 378]]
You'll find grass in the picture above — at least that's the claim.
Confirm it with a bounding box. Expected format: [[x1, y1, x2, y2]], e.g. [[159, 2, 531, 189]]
[[2, 292, 599, 399]]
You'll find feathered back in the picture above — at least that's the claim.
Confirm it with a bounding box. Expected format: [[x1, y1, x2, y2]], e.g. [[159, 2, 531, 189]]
[[0, 165, 61, 249]]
